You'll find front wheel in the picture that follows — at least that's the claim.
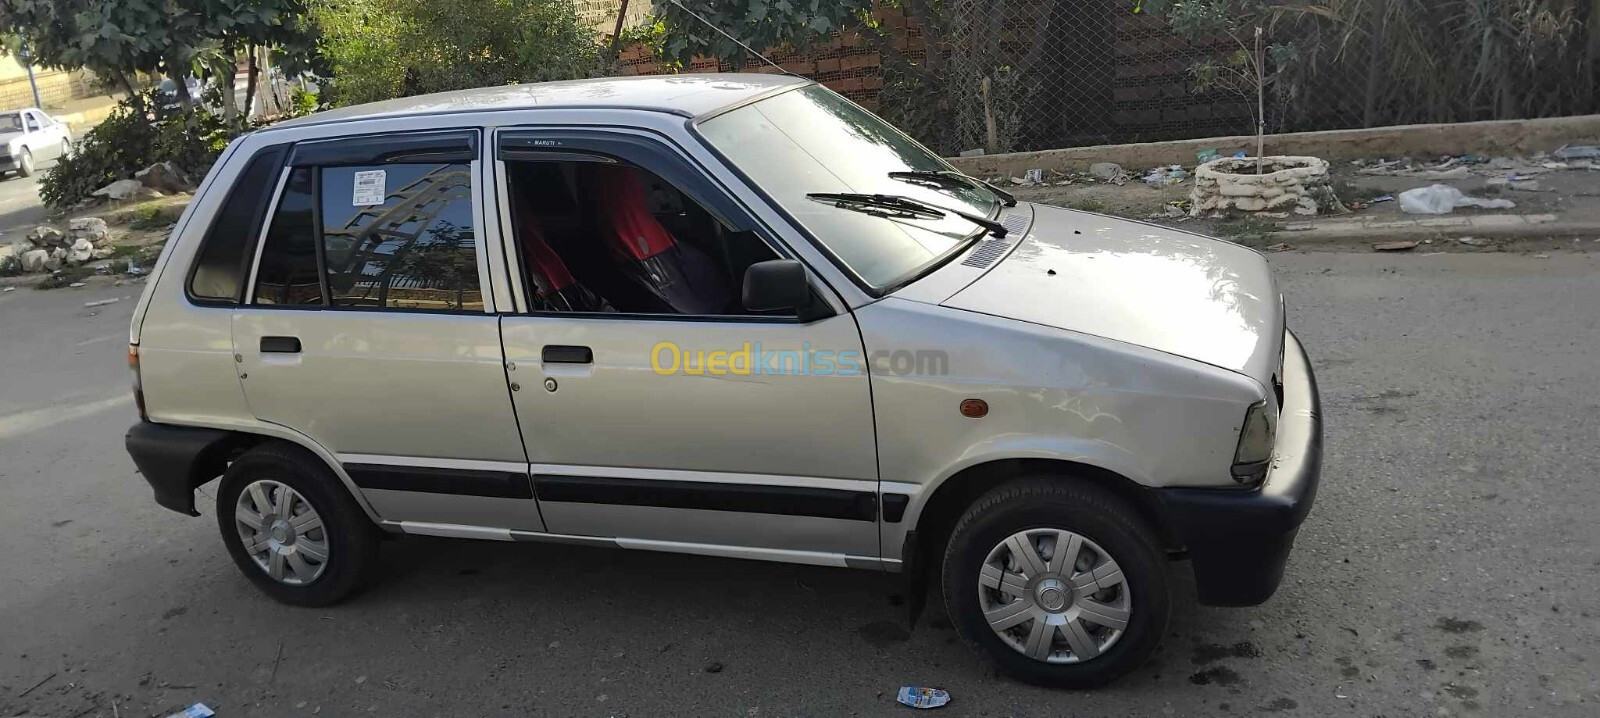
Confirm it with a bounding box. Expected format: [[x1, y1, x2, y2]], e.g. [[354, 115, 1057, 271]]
[[16, 148, 33, 177], [941, 477, 1170, 688], [216, 443, 380, 606]]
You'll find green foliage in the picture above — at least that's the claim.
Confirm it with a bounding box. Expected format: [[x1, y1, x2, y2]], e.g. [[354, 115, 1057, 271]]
[[0, 0, 319, 93], [651, 0, 872, 68], [288, 86, 319, 116], [38, 92, 242, 210], [314, 0, 600, 107]]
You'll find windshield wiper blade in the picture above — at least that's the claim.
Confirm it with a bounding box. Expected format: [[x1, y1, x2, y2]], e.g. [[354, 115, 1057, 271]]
[[888, 170, 1017, 207], [806, 192, 1008, 238]]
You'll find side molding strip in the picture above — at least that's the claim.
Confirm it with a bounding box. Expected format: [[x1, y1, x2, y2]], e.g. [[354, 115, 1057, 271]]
[[347, 463, 533, 499], [532, 474, 878, 522]]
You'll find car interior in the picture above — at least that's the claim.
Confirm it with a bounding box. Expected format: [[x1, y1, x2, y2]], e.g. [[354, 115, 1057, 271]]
[[503, 160, 781, 316]]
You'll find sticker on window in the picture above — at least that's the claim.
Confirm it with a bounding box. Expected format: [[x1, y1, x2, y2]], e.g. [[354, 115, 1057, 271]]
[[352, 170, 387, 206]]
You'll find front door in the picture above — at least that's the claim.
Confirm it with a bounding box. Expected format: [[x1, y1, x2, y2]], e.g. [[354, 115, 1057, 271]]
[[232, 130, 541, 532], [492, 129, 880, 562]]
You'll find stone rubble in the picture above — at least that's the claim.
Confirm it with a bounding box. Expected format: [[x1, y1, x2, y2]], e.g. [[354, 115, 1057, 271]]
[[1188, 156, 1348, 217]]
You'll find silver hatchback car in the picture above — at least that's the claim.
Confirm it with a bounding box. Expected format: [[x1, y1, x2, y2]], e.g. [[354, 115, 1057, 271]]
[[125, 74, 1321, 688]]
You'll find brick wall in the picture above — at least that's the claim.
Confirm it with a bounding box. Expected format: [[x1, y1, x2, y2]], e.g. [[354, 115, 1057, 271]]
[[0, 70, 97, 110], [614, 6, 921, 113]]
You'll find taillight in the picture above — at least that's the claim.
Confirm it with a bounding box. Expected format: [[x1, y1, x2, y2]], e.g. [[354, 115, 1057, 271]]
[[128, 344, 148, 421]]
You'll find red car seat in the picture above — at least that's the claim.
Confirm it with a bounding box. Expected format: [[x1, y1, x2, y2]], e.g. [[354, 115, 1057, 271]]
[[585, 164, 731, 315]]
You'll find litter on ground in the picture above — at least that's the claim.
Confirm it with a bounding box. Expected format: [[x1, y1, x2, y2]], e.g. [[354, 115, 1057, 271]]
[[897, 686, 951, 709]]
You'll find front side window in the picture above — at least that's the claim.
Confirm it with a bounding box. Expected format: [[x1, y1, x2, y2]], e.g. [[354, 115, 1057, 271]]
[[253, 161, 484, 312], [697, 85, 1003, 292], [503, 158, 776, 316]]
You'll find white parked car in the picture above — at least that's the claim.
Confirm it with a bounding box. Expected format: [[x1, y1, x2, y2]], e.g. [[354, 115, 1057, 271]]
[[0, 108, 72, 178], [124, 74, 1321, 688]]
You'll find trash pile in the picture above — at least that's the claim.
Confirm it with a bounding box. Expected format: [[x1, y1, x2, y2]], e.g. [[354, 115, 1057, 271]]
[[0, 218, 116, 275], [994, 162, 1135, 187], [1356, 145, 1598, 214]]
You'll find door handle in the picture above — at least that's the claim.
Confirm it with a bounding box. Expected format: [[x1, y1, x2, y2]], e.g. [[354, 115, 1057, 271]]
[[541, 345, 592, 364], [260, 336, 302, 353]]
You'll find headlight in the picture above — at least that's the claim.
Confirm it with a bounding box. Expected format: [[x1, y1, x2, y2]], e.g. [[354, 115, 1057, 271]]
[[1232, 400, 1276, 485]]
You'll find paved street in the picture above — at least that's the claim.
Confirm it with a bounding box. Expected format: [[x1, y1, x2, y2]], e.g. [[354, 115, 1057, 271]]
[[0, 171, 49, 236], [2, 251, 1598, 717]]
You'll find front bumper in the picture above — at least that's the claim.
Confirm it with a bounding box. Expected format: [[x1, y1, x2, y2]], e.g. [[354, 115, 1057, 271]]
[[126, 421, 235, 516], [0, 156, 17, 171], [1154, 329, 1322, 606]]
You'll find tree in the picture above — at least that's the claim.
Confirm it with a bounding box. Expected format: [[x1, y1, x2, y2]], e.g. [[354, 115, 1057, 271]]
[[650, 0, 871, 69], [0, 0, 199, 97], [313, 0, 600, 107], [0, 0, 320, 116]]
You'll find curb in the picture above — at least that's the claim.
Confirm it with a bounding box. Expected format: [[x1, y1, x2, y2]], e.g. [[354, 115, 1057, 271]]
[[1271, 214, 1600, 244]]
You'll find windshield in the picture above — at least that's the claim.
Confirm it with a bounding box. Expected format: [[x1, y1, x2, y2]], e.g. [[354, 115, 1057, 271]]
[[0, 113, 21, 131], [697, 85, 1000, 292]]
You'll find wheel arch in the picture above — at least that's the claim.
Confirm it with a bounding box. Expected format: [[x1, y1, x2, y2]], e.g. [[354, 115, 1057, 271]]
[[141, 421, 385, 524], [908, 458, 1182, 568]]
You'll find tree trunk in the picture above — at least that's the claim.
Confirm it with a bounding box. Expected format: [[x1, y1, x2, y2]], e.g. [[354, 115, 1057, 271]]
[[1361, 0, 1388, 127], [169, 69, 194, 110], [219, 45, 239, 123], [244, 46, 260, 118], [1579, 0, 1598, 113]]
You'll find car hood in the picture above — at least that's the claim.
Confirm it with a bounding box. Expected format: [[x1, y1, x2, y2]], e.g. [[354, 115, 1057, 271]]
[[942, 203, 1284, 387], [0, 129, 22, 144]]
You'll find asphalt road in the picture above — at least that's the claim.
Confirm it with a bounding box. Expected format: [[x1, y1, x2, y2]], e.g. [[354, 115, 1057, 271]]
[[2, 251, 1598, 717], [0, 170, 49, 236]]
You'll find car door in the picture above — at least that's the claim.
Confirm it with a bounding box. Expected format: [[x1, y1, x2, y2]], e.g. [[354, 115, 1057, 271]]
[[232, 129, 542, 533], [492, 128, 881, 563], [23, 111, 59, 160]]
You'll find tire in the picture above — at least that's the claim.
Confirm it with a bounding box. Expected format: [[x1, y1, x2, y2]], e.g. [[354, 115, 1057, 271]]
[[216, 442, 380, 606], [16, 148, 32, 178], [941, 477, 1170, 688]]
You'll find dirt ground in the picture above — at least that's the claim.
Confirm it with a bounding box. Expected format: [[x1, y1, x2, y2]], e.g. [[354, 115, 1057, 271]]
[[1004, 154, 1600, 248]]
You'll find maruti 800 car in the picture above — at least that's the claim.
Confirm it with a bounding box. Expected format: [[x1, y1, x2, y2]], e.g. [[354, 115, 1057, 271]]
[[124, 74, 1321, 687]]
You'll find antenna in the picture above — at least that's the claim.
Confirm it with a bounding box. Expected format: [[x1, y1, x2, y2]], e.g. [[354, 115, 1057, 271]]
[[665, 0, 804, 78]]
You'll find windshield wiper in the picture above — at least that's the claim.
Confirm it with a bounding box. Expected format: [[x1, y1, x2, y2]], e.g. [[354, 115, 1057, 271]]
[[888, 170, 1017, 207], [806, 193, 1008, 238]]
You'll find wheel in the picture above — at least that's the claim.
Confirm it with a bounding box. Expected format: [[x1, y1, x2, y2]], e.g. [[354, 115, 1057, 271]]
[[941, 477, 1170, 688], [59, 138, 72, 159], [216, 442, 380, 606], [15, 148, 32, 177]]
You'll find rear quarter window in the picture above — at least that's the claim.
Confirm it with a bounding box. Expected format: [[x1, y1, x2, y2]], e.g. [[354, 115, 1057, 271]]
[[188, 145, 288, 303]]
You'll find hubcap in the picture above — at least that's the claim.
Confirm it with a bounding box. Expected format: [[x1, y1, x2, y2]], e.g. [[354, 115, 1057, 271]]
[[234, 480, 329, 586], [977, 528, 1131, 664]]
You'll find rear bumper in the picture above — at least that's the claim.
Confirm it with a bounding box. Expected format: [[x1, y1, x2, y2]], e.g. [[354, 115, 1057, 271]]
[[125, 421, 235, 516], [1154, 329, 1322, 606]]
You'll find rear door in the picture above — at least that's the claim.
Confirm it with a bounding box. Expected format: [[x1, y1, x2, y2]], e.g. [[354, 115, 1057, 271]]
[[232, 129, 541, 533]]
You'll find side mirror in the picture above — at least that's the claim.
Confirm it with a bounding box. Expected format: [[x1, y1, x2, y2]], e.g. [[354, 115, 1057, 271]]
[[742, 259, 812, 314]]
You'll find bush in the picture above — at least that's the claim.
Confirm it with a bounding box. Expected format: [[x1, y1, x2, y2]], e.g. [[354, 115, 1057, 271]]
[[39, 91, 243, 211], [288, 86, 319, 117]]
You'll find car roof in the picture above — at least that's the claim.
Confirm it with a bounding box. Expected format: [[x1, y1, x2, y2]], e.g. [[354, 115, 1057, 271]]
[[268, 74, 810, 131]]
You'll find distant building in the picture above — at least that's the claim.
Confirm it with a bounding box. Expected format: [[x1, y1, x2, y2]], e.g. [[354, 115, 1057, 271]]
[[575, 0, 655, 36]]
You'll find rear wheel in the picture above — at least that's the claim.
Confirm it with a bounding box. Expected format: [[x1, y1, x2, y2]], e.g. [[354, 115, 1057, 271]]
[[941, 477, 1170, 688], [216, 443, 380, 606]]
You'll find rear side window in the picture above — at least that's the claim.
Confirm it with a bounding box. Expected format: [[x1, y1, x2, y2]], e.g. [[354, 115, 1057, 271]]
[[189, 145, 287, 302], [251, 162, 482, 312], [322, 164, 481, 311]]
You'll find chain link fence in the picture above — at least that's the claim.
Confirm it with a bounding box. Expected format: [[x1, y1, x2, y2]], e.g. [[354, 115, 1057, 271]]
[[616, 1, 1598, 156]]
